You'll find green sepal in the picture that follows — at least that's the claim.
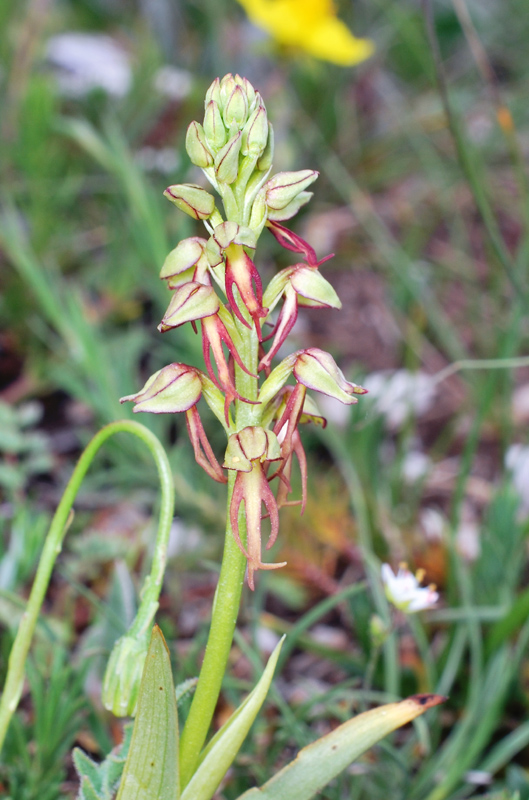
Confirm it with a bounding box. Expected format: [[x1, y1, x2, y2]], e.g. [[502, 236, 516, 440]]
[[181, 637, 284, 800], [258, 354, 297, 409], [215, 132, 243, 185], [235, 695, 444, 800], [116, 625, 179, 800]]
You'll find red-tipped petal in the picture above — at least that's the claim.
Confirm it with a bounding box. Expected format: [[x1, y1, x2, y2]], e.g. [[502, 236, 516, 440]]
[[258, 289, 298, 372], [292, 431, 308, 514], [266, 220, 318, 266], [259, 475, 280, 550], [230, 473, 251, 560], [185, 406, 227, 483]]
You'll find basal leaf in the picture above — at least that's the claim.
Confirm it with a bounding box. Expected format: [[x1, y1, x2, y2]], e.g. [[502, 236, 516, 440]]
[[116, 625, 179, 800], [236, 694, 445, 800]]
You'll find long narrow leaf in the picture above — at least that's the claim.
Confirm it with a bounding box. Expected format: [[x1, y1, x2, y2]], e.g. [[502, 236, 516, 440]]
[[236, 694, 444, 800], [116, 625, 179, 800], [181, 637, 284, 800]]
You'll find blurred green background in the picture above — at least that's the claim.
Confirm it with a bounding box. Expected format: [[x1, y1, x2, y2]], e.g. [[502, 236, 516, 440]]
[[1, 0, 529, 798]]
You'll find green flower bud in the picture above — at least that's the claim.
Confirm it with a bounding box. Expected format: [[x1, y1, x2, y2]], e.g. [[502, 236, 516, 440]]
[[267, 191, 313, 222], [257, 122, 274, 171], [164, 184, 215, 220], [213, 221, 257, 250], [223, 85, 248, 129], [214, 131, 242, 184], [291, 267, 341, 309], [102, 630, 150, 717], [185, 121, 213, 168], [205, 76, 221, 106], [219, 73, 238, 107], [158, 282, 220, 331], [265, 170, 319, 211], [204, 100, 227, 149], [223, 426, 281, 472], [236, 74, 256, 109], [248, 190, 268, 233], [241, 103, 269, 157], [160, 237, 209, 289], [293, 348, 367, 404], [205, 222, 257, 267], [120, 363, 204, 414]]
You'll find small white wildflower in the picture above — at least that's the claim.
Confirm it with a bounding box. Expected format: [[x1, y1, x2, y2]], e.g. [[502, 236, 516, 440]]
[[363, 369, 436, 429], [381, 563, 439, 613], [46, 33, 132, 97]]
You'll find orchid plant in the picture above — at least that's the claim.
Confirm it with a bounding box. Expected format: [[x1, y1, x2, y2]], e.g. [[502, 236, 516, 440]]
[[0, 74, 442, 799]]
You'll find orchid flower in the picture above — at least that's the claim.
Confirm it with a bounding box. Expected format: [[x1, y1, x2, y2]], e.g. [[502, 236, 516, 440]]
[[120, 363, 226, 483], [223, 427, 287, 589]]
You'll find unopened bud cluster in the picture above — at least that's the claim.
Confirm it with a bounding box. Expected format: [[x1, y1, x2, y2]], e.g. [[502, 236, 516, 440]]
[[123, 73, 367, 593]]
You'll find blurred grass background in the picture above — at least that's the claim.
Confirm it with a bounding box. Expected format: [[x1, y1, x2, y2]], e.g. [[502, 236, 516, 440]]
[[1, 0, 529, 798]]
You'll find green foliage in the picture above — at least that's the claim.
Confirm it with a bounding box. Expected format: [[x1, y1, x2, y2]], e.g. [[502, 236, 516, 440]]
[[73, 724, 132, 800], [0, 647, 87, 800]]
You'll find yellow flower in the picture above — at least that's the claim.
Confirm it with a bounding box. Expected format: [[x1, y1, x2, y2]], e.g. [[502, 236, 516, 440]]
[[236, 0, 374, 67]]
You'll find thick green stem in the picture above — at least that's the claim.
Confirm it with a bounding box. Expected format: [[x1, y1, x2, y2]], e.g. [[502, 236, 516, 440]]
[[0, 420, 174, 756], [179, 472, 247, 787], [179, 246, 261, 786]]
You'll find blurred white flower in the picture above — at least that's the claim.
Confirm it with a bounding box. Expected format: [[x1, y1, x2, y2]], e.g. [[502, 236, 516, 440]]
[[46, 33, 132, 97], [154, 66, 192, 101], [419, 507, 445, 542], [167, 518, 203, 557], [455, 504, 481, 561], [402, 449, 431, 483], [135, 146, 180, 174], [317, 392, 352, 428], [381, 563, 439, 613], [505, 443, 529, 515], [363, 369, 436, 429]]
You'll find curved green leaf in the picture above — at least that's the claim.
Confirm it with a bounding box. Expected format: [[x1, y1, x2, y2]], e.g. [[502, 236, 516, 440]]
[[236, 694, 445, 800]]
